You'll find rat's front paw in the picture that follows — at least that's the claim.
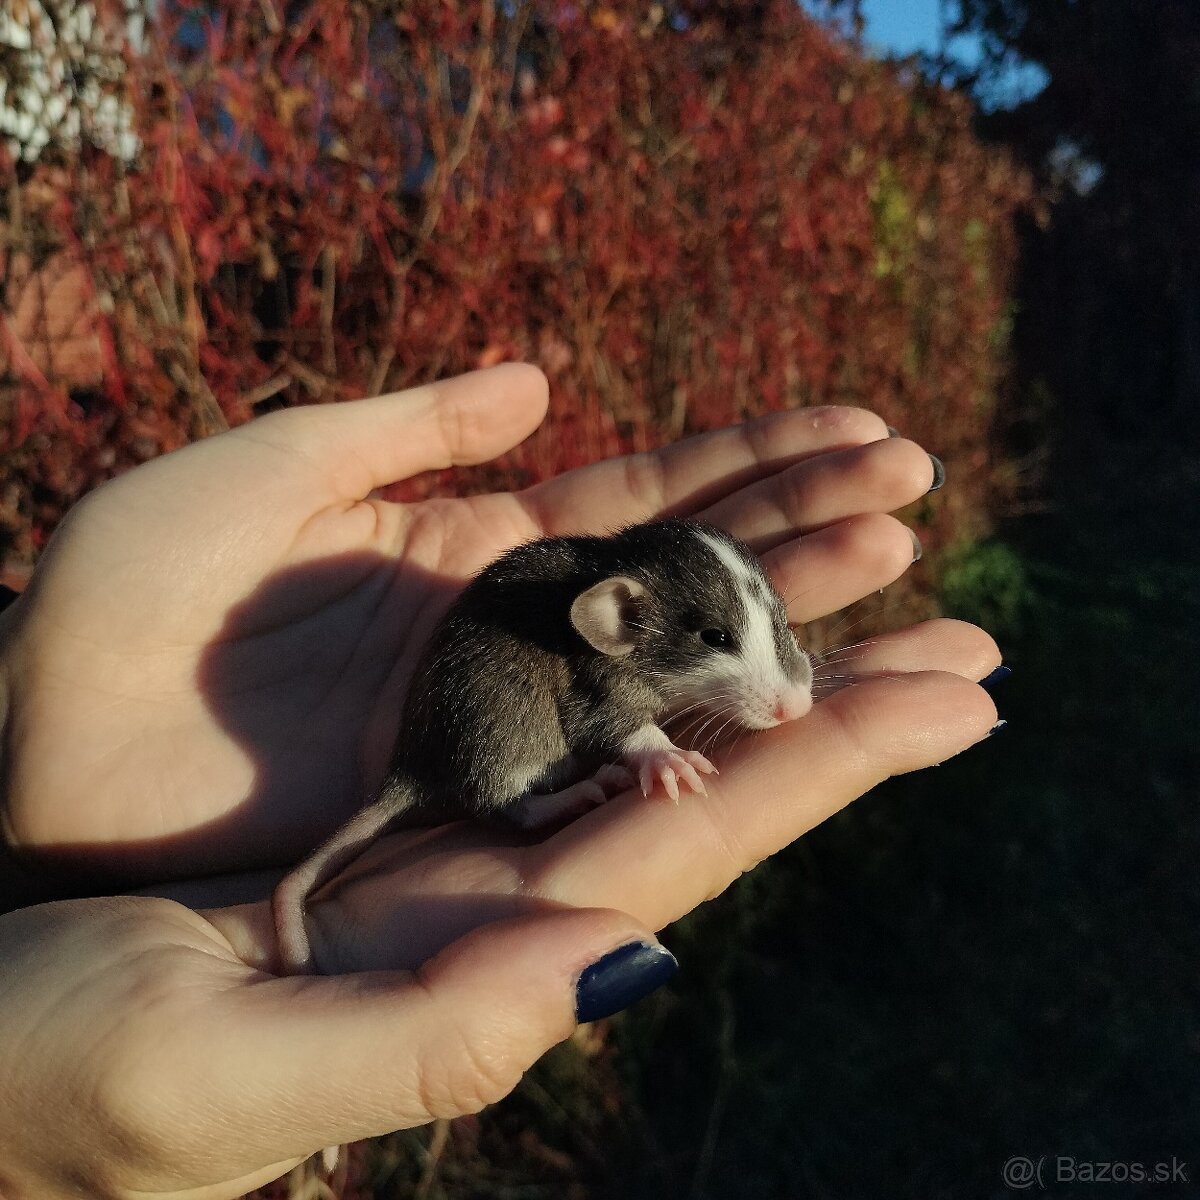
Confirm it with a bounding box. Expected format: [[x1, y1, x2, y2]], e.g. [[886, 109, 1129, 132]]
[[625, 746, 718, 802]]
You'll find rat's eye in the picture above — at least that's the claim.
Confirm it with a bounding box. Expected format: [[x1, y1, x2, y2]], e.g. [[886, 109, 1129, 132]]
[[700, 627, 734, 650]]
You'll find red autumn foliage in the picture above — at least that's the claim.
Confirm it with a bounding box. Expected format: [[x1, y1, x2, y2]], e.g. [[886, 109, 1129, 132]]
[[2, 0, 1029, 582]]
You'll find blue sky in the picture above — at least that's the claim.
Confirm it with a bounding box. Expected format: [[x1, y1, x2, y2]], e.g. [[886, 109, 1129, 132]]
[[855, 0, 1049, 108], [859, 0, 947, 57]]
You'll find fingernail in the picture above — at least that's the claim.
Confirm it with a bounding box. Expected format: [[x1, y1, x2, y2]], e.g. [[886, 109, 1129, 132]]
[[927, 454, 945, 492], [986, 719, 1008, 737], [979, 665, 1012, 690], [886, 425, 902, 438], [908, 526, 923, 563], [576, 941, 678, 1023]]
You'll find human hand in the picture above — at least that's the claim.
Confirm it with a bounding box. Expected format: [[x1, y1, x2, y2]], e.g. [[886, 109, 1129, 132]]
[[0, 894, 676, 1200], [0, 363, 987, 887], [0, 365, 999, 1195]]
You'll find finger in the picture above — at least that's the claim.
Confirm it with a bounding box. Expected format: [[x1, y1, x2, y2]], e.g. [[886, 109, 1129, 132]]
[[522, 406, 889, 534], [249, 363, 549, 499], [762, 512, 920, 623], [699, 437, 938, 550], [225, 908, 671, 1157], [813, 618, 1002, 691], [530, 671, 997, 932]]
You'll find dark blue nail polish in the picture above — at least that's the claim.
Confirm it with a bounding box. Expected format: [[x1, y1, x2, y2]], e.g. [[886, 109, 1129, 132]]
[[886, 425, 902, 439], [979, 665, 1012, 690], [927, 454, 945, 492], [576, 941, 678, 1023], [986, 719, 1008, 737], [907, 527, 923, 563]]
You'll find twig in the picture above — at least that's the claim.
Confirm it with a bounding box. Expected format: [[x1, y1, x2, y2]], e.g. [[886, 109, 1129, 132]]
[[240, 372, 293, 407], [371, 1, 497, 395], [689, 995, 737, 1200], [414, 1118, 451, 1200], [320, 243, 337, 376]]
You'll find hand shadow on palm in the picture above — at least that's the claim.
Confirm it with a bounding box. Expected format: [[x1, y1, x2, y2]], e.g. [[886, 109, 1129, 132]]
[[38, 553, 483, 891]]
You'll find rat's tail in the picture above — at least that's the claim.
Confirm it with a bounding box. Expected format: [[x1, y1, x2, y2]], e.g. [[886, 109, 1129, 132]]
[[273, 774, 419, 973]]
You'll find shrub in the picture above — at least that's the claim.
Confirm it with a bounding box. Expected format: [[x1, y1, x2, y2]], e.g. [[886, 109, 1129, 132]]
[[3, 0, 1028, 584]]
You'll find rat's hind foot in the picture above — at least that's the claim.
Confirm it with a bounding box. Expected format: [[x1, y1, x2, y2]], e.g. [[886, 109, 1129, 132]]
[[592, 763, 637, 794], [508, 778, 609, 829], [508, 763, 639, 830]]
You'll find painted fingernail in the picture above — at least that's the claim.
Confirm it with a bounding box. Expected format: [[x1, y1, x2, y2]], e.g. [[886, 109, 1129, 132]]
[[979, 665, 1012, 690], [886, 425, 902, 438], [908, 526, 923, 563], [986, 719, 1008, 738], [927, 455, 945, 492], [576, 941, 678, 1023]]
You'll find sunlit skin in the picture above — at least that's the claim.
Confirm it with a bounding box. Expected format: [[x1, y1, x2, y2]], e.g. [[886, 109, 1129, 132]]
[[0, 365, 998, 1199]]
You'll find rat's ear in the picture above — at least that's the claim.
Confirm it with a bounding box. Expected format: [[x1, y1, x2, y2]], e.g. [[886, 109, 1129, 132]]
[[570, 575, 646, 657]]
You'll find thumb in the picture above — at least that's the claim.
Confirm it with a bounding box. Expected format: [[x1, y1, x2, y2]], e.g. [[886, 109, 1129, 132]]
[[232, 907, 674, 1157], [249, 361, 550, 498]]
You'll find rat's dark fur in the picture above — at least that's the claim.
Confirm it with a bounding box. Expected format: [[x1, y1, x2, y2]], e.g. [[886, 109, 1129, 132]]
[[273, 518, 808, 973], [393, 518, 799, 807]]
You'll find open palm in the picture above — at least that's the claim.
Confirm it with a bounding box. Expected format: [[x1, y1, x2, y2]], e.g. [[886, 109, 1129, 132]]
[[0, 364, 991, 887]]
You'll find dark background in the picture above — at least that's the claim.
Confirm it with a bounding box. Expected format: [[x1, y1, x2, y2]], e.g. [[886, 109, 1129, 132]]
[[631, 3, 1200, 1194]]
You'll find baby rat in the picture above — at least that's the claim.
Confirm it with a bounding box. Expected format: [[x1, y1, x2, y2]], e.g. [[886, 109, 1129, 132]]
[[273, 517, 813, 974]]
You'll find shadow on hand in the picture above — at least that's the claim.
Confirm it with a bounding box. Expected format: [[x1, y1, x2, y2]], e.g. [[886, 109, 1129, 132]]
[[15, 551, 476, 900]]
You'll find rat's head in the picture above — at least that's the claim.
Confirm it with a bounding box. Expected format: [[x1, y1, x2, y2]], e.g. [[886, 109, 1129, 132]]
[[568, 520, 813, 730]]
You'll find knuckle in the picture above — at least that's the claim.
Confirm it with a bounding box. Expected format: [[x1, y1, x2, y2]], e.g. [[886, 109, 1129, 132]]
[[413, 1017, 523, 1118], [407, 971, 526, 1119], [696, 792, 753, 898], [817, 691, 882, 772], [435, 388, 473, 466], [771, 467, 808, 529], [621, 451, 668, 515], [742, 411, 778, 463]]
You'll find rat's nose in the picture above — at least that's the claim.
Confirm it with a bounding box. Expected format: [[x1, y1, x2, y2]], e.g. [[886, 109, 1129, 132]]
[[773, 693, 812, 723]]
